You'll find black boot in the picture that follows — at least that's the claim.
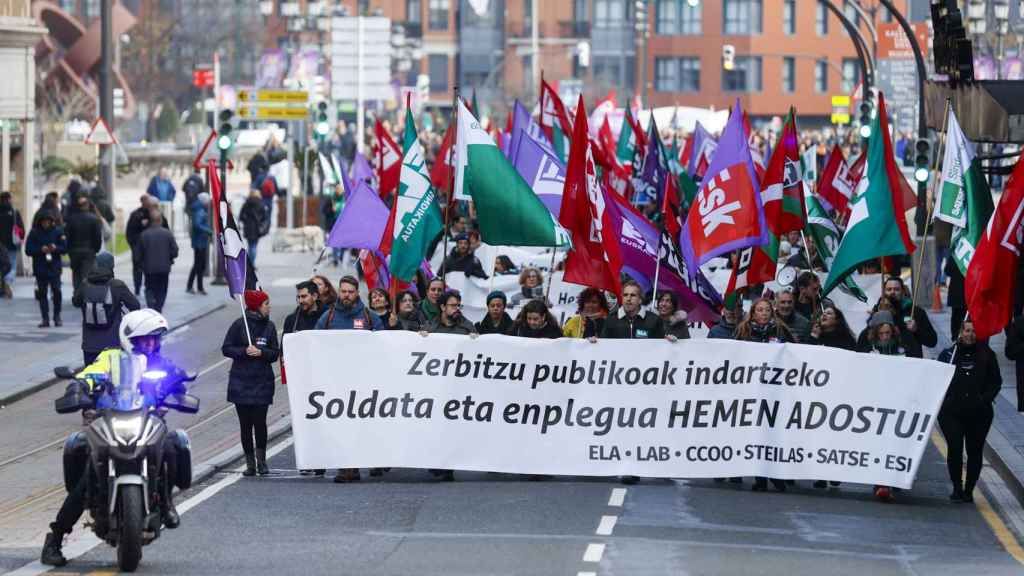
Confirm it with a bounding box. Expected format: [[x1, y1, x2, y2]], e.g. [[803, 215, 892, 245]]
[[255, 449, 269, 475], [161, 482, 180, 529], [243, 454, 256, 477], [40, 531, 67, 567]]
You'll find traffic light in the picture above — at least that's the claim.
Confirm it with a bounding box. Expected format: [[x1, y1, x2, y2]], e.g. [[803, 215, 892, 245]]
[[217, 109, 234, 152], [858, 90, 874, 139], [315, 101, 330, 138], [914, 138, 931, 183], [722, 45, 735, 71]]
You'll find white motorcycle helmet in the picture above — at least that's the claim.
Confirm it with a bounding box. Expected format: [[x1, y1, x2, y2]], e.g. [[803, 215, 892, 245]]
[[119, 309, 169, 354]]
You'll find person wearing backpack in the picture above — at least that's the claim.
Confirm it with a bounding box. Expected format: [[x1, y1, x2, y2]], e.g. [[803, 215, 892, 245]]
[[181, 169, 204, 215], [72, 251, 140, 364]]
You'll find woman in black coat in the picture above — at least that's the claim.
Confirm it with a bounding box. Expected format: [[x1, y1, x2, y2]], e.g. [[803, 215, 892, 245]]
[[222, 290, 280, 477], [938, 320, 1002, 503], [509, 299, 563, 339]]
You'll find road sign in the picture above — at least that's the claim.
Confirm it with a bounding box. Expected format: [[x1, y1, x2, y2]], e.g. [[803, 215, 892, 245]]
[[84, 117, 116, 145], [192, 68, 214, 88], [238, 106, 310, 121], [831, 95, 851, 125], [331, 16, 393, 101], [831, 95, 851, 107], [192, 130, 218, 170], [830, 112, 851, 125], [237, 89, 309, 104]]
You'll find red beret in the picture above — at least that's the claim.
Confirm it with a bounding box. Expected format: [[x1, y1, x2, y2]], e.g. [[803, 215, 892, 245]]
[[244, 290, 269, 311]]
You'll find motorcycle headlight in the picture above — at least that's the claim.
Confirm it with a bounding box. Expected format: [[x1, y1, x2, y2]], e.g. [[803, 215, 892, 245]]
[[142, 370, 167, 381], [111, 414, 144, 445]]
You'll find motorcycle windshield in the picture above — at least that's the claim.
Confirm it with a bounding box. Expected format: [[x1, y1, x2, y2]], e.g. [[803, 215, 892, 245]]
[[103, 354, 153, 412]]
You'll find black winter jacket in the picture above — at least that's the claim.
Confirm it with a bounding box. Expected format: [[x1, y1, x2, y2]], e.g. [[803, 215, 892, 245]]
[[239, 198, 269, 242], [134, 226, 178, 274], [64, 207, 102, 255], [223, 311, 280, 405], [72, 267, 140, 353], [440, 250, 488, 279], [283, 305, 322, 335], [476, 312, 514, 335], [125, 206, 167, 248], [810, 328, 857, 350], [0, 203, 24, 250], [509, 320, 562, 339], [600, 308, 665, 339], [426, 315, 477, 335], [24, 225, 67, 278], [938, 343, 1002, 415]]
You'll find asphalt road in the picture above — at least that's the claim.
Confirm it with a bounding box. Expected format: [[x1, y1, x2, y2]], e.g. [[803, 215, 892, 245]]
[[11, 436, 1021, 576]]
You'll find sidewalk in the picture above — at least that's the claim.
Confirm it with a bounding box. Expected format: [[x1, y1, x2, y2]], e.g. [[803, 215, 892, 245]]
[[0, 232, 225, 404], [927, 307, 1024, 505]]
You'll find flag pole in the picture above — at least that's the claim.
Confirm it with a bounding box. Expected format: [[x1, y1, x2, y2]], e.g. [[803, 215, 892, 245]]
[[442, 86, 459, 289], [238, 264, 253, 346], [651, 234, 663, 309], [544, 247, 558, 301], [910, 97, 952, 314]]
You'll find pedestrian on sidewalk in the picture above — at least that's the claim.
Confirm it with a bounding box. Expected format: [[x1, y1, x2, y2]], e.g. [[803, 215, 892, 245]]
[[187, 193, 213, 295], [134, 210, 178, 312], [239, 190, 269, 268], [314, 275, 383, 483], [223, 290, 279, 476], [0, 191, 25, 299], [64, 192, 103, 293], [35, 192, 63, 228], [126, 195, 164, 296], [146, 166, 177, 230], [939, 320, 1002, 503], [24, 211, 66, 328], [72, 251, 140, 364]]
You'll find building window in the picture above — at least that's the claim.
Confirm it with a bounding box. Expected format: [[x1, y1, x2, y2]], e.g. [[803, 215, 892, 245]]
[[815, 1, 828, 36], [842, 58, 859, 93], [574, 0, 587, 21], [407, 0, 421, 23], [59, 0, 75, 13], [815, 59, 828, 93], [843, 0, 860, 29], [592, 55, 623, 86], [428, 0, 448, 30], [722, 56, 762, 92], [680, 57, 700, 91], [428, 54, 447, 91], [782, 57, 795, 93], [595, 0, 625, 29], [655, 57, 678, 91], [783, 0, 796, 35], [880, 5, 894, 22], [680, 2, 701, 34], [84, 0, 99, 19], [723, 0, 762, 35], [656, 0, 677, 34]]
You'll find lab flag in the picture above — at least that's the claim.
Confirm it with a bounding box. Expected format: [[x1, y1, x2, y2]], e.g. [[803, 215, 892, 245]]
[[380, 110, 444, 281], [455, 99, 570, 247], [965, 151, 1024, 339], [936, 109, 995, 275], [823, 93, 915, 296]]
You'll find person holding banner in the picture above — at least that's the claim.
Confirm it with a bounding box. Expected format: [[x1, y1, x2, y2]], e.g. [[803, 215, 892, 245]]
[[368, 288, 392, 320], [598, 281, 667, 341], [422, 290, 477, 336], [735, 298, 794, 493], [808, 305, 856, 351], [562, 288, 610, 339], [222, 290, 280, 477], [876, 277, 937, 359], [655, 292, 691, 340], [509, 300, 562, 339], [708, 303, 741, 340], [388, 290, 422, 332], [476, 291, 514, 335], [938, 320, 1002, 503], [774, 290, 811, 343], [416, 278, 446, 325]]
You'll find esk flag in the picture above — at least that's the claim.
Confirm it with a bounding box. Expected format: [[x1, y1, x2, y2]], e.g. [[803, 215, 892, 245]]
[[380, 107, 444, 282], [817, 144, 856, 216], [560, 95, 624, 299], [965, 151, 1024, 339], [375, 120, 402, 200], [455, 99, 570, 247], [679, 99, 768, 277], [823, 92, 915, 297], [936, 108, 995, 275], [208, 159, 255, 297]]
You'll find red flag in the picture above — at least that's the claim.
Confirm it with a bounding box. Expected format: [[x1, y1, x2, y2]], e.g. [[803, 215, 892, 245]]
[[540, 80, 573, 138], [848, 151, 866, 183], [761, 112, 806, 235], [965, 153, 1024, 338], [559, 96, 624, 299], [375, 120, 401, 199], [359, 250, 383, 291], [598, 117, 618, 163], [430, 122, 454, 192], [679, 136, 693, 170], [660, 171, 682, 239], [816, 144, 856, 216], [627, 109, 647, 152]]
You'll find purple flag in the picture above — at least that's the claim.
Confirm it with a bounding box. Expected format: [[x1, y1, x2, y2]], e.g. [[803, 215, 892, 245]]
[[633, 116, 669, 206], [512, 130, 566, 218], [350, 152, 376, 190], [325, 181, 389, 249], [605, 188, 721, 322], [679, 99, 768, 277], [686, 121, 717, 176]]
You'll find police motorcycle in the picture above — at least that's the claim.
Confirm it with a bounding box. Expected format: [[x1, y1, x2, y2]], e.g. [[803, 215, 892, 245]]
[[53, 324, 200, 571]]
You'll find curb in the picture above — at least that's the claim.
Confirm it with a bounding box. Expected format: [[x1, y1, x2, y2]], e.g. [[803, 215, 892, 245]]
[[188, 416, 292, 485], [0, 302, 228, 407], [985, 396, 1024, 506]]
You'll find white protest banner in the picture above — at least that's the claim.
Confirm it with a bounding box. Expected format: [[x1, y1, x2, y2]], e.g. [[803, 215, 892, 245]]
[[284, 332, 953, 488], [445, 270, 585, 327]]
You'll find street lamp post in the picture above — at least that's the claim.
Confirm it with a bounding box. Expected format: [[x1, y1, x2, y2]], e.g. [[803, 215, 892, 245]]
[[634, 1, 649, 108]]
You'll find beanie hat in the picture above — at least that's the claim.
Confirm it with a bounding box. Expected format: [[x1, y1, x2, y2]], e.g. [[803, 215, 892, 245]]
[[486, 290, 507, 306], [95, 251, 115, 272], [868, 309, 895, 328], [244, 290, 269, 312]]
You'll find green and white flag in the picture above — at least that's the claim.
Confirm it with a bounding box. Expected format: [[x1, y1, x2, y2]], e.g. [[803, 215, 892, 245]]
[[802, 146, 818, 184], [454, 99, 570, 247], [935, 109, 995, 274], [804, 186, 867, 302], [384, 110, 444, 281]]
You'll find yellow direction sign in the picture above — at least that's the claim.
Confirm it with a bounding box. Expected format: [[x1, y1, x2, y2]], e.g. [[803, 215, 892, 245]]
[[831, 95, 851, 107], [238, 106, 310, 121], [237, 89, 309, 104], [831, 112, 851, 125]]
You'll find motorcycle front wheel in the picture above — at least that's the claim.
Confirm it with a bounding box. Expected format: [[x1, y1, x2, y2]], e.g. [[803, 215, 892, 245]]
[[116, 485, 144, 572]]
